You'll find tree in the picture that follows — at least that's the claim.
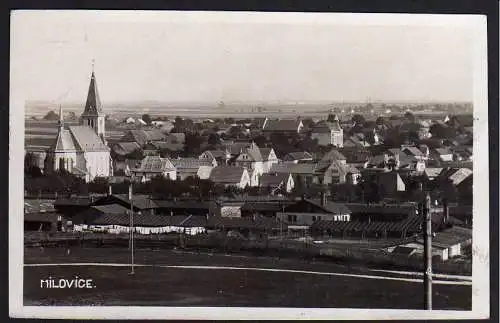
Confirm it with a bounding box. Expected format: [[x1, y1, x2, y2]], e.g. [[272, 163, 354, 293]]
[[351, 114, 366, 125], [404, 111, 416, 123], [207, 133, 220, 146], [142, 114, 152, 125], [68, 111, 78, 121], [375, 116, 386, 126], [88, 177, 110, 194], [43, 110, 59, 121]]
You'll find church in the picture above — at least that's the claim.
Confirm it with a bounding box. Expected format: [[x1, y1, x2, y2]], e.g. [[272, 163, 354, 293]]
[[44, 67, 112, 182]]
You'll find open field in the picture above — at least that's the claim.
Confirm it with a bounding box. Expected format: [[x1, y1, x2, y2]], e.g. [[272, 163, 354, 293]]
[[24, 247, 471, 309]]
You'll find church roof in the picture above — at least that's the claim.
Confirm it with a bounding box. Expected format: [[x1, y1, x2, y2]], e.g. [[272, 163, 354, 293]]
[[50, 128, 76, 152], [82, 71, 103, 116], [68, 125, 109, 152]]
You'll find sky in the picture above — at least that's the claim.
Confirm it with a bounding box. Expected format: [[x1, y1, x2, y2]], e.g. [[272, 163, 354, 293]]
[[11, 11, 482, 105]]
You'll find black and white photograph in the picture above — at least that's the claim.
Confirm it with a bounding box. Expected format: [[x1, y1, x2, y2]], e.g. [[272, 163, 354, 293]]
[[9, 10, 490, 320]]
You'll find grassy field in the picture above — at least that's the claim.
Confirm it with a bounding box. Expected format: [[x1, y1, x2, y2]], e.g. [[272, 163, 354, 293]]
[[24, 247, 471, 309]]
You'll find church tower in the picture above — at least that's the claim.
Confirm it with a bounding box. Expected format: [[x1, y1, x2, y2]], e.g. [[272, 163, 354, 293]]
[[80, 63, 106, 144]]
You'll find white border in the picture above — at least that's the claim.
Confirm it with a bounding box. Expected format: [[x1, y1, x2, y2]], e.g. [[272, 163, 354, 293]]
[[9, 10, 489, 320]]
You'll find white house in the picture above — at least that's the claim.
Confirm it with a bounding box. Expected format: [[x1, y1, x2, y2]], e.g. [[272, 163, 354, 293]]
[[171, 157, 217, 181], [44, 68, 112, 182], [232, 142, 278, 186], [208, 166, 251, 189], [311, 119, 343, 147], [131, 155, 176, 182]]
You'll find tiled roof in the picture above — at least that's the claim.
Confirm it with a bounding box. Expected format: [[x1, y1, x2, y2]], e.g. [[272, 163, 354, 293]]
[[263, 119, 301, 132], [92, 204, 130, 214], [284, 151, 313, 161], [343, 203, 415, 216], [417, 226, 471, 248], [172, 158, 213, 169], [135, 156, 175, 173], [228, 142, 253, 155], [403, 147, 425, 157], [154, 200, 215, 210], [321, 149, 346, 162], [108, 194, 158, 210], [54, 197, 92, 207], [424, 168, 443, 178], [69, 126, 109, 151], [310, 215, 421, 233], [51, 128, 76, 152], [209, 166, 246, 184], [113, 142, 141, 155], [259, 173, 289, 188], [447, 168, 473, 185], [270, 163, 316, 175], [259, 148, 273, 161], [312, 120, 342, 133], [200, 150, 227, 160]]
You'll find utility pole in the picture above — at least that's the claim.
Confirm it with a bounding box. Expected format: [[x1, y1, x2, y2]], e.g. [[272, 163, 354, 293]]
[[129, 181, 135, 275], [423, 193, 432, 310]]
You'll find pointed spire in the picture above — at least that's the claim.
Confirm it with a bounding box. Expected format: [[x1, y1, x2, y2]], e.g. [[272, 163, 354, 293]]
[[82, 61, 102, 116], [58, 104, 64, 127]]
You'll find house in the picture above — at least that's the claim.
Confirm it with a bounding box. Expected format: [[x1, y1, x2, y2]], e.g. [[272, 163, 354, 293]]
[[318, 160, 361, 185], [339, 148, 371, 169], [229, 142, 278, 186], [424, 167, 443, 181], [270, 163, 317, 187], [130, 155, 177, 182], [171, 157, 216, 180], [413, 226, 472, 260], [451, 146, 473, 162], [374, 170, 406, 196], [310, 119, 343, 147], [447, 115, 474, 129], [209, 166, 251, 189], [199, 150, 230, 165], [25, 212, 65, 232], [434, 148, 454, 162], [259, 173, 295, 193], [262, 118, 304, 133], [112, 142, 142, 157], [438, 167, 473, 186], [283, 152, 313, 164], [402, 146, 428, 160], [219, 202, 245, 218], [113, 158, 142, 176], [278, 197, 351, 229], [93, 194, 159, 214], [367, 151, 425, 172]]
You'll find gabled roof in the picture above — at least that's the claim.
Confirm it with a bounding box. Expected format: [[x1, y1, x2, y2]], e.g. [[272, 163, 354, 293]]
[[81, 71, 103, 116], [312, 120, 342, 133], [304, 199, 352, 215], [68, 125, 109, 151], [260, 173, 290, 188], [403, 146, 425, 157], [424, 167, 443, 178], [321, 149, 347, 162], [50, 128, 76, 152], [135, 156, 175, 173], [109, 194, 158, 209], [113, 142, 141, 155], [209, 166, 246, 184], [200, 150, 227, 160], [259, 148, 274, 161], [171, 158, 213, 170], [270, 163, 317, 175], [263, 119, 302, 132], [447, 168, 473, 185], [92, 204, 129, 214], [284, 151, 313, 161]]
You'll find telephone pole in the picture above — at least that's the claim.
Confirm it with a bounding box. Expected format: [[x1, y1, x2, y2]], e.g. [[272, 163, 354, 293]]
[[423, 193, 432, 310], [129, 181, 135, 275]]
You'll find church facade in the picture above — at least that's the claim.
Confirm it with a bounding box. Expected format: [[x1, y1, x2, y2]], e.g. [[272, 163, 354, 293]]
[[44, 68, 112, 182]]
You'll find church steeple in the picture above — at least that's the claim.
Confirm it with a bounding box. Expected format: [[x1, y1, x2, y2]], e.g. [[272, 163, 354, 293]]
[[80, 61, 106, 143], [58, 104, 64, 128]]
